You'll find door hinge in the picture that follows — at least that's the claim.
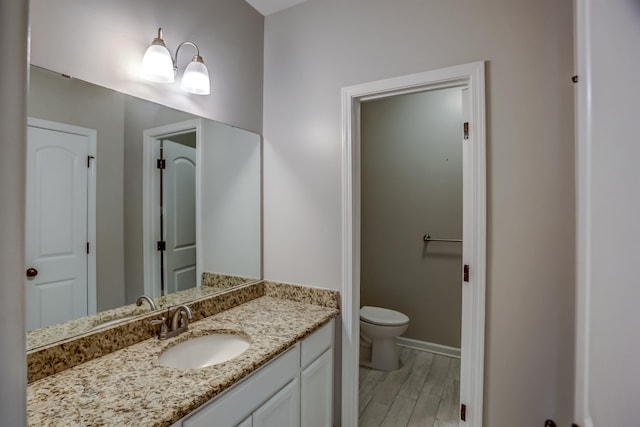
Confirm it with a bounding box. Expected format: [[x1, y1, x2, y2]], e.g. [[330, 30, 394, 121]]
[[157, 159, 166, 169], [86, 242, 90, 254], [461, 403, 466, 421], [87, 155, 95, 168], [463, 264, 469, 282], [157, 241, 166, 251], [463, 122, 469, 140]]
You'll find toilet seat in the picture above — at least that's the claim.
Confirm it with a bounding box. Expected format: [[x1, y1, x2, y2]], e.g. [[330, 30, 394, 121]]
[[360, 306, 409, 327]]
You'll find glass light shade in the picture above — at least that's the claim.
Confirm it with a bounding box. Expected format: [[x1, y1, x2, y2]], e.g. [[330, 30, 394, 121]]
[[180, 59, 210, 95], [140, 44, 175, 83]]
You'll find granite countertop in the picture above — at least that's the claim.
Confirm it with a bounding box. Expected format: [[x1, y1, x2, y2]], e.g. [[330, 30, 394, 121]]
[[27, 296, 338, 427]]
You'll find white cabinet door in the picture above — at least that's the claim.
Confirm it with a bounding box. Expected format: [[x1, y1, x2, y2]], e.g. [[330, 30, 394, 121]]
[[301, 349, 333, 427], [253, 378, 300, 427]]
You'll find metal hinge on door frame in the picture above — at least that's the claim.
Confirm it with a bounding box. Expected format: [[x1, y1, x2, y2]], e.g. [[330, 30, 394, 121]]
[[157, 241, 166, 251], [87, 242, 90, 254], [87, 155, 95, 168], [461, 403, 467, 421], [463, 264, 470, 282], [463, 122, 469, 140], [157, 158, 166, 169]]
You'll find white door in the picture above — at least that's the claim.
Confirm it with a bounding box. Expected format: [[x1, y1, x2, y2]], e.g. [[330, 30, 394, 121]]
[[301, 349, 333, 427], [163, 139, 197, 294], [252, 378, 300, 427], [25, 121, 94, 331]]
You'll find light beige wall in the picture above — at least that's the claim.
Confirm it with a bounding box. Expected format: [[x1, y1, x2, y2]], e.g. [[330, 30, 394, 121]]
[[263, 0, 575, 424], [576, 0, 640, 424], [29, 0, 264, 134], [28, 66, 127, 311], [361, 88, 462, 348]]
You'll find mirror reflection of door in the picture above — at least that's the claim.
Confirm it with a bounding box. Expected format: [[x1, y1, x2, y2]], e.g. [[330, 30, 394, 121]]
[[25, 118, 96, 331], [159, 134, 197, 295]]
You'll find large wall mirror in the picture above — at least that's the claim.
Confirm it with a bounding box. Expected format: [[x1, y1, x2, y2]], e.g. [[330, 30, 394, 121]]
[[26, 65, 261, 350]]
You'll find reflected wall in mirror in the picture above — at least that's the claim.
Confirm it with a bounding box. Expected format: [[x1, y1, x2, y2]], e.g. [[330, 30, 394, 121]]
[[26, 65, 261, 350]]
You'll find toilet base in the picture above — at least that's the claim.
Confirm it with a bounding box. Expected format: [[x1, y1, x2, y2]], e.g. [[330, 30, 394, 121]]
[[360, 338, 400, 371], [370, 338, 400, 371], [359, 337, 372, 363]]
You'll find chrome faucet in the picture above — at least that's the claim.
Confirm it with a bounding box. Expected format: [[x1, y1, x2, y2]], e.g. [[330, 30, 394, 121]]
[[150, 305, 193, 340], [136, 295, 158, 311]]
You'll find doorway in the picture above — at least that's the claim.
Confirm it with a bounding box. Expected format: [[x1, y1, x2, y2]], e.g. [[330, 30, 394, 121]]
[[159, 135, 197, 295], [142, 119, 202, 298], [359, 86, 464, 425], [341, 62, 486, 426], [25, 117, 97, 330]]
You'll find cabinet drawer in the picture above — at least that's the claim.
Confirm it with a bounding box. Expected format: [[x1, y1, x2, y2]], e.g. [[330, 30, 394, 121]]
[[183, 344, 300, 427], [300, 319, 333, 368]]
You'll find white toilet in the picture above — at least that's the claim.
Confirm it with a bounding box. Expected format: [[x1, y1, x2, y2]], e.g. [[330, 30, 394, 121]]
[[359, 306, 410, 371]]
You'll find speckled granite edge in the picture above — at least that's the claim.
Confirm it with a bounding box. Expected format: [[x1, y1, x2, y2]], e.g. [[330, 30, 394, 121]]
[[27, 283, 265, 384], [201, 272, 258, 290], [264, 280, 340, 309]]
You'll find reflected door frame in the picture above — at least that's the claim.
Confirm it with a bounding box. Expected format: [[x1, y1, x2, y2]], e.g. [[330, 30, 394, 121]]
[[142, 119, 203, 298], [341, 61, 486, 426]]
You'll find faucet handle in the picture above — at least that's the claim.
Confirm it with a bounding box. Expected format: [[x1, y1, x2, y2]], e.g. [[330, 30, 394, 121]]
[[150, 317, 168, 340]]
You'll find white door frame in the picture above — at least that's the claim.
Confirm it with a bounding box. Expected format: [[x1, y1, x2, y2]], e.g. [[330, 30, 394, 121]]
[[142, 119, 203, 298], [26, 117, 97, 315], [341, 61, 486, 426]]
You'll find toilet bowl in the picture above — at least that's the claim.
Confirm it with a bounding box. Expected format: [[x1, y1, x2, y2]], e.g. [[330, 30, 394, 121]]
[[360, 306, 409, 371]]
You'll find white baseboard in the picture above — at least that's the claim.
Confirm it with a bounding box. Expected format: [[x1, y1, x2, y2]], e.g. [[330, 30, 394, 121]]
[[397, 337, 461, 359]]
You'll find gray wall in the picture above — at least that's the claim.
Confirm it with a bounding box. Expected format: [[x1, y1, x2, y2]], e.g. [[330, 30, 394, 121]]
[[262, 0, 575, 425], [0, 0, 28, 423], [29, 0, 264, 134], [201, 120, 262, 280], [361, 88, 462, 348], [122, 97, 195, 303], [28, 66, 127, 312]]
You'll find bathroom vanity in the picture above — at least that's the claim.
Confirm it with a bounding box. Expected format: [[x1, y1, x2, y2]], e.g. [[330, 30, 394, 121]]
[[27, 282, 339, 427], [175, 320, 334, 427]]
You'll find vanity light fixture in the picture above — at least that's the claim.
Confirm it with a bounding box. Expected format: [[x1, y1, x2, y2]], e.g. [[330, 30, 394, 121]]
[[140, 28, 210, 95]]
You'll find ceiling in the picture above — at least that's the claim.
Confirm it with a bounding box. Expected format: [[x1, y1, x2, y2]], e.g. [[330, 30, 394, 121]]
[[245, 0, 309, 16]]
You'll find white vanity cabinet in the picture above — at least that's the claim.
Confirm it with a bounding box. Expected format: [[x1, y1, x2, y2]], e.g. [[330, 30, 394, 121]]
[[174, 318, 334, 427]]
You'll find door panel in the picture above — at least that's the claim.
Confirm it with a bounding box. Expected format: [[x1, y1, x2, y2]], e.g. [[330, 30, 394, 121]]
[[26, 124, 89, 331], [163, 140, 197, 294], [252, 378, 299, 427]]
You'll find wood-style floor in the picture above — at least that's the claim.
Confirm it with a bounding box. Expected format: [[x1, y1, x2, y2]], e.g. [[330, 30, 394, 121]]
[[359, 347, 460, 427]]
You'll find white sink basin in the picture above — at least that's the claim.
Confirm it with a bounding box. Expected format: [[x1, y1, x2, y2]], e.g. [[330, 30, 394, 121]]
[[158, 332, 251, 369]]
